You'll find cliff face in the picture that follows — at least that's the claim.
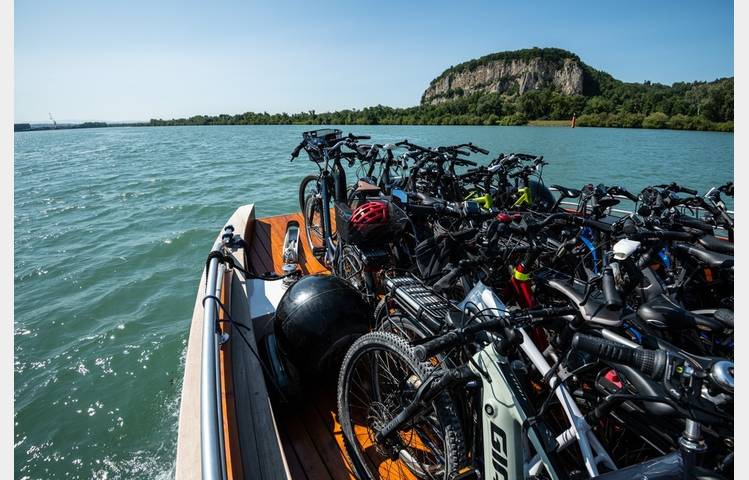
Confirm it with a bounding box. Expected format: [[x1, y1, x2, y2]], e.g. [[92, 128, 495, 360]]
[[422, 54, 586, 104]]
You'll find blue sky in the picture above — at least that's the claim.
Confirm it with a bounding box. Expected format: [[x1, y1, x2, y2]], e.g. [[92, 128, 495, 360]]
[[14, 0, 733, 123]]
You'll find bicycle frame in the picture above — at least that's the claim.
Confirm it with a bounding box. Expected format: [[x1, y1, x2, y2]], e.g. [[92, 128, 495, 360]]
[[459, 282, 616, 479], [512, 186, 533, 208], [316, 150, 348, 265]]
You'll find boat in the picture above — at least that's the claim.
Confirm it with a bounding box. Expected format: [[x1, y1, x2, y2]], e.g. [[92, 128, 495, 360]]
[[176, 205, 365, 480], [175, 195, 733, 480]]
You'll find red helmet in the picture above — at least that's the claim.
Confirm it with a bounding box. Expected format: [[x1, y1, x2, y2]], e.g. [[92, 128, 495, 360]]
[[350, 201, 389, 237]]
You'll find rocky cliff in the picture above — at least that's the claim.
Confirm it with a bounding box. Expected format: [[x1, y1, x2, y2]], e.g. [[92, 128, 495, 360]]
[[422, 48, 588, 104]]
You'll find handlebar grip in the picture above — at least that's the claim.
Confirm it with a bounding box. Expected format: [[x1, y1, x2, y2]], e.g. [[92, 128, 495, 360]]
[[571, 334, 667, 379], [290, 142, 305, 159], [601, 267, 623, 311], [474, 146, 489, 155], [682, 187, 698, 196], [676, 216, 713, 232], [355, 135, 371, 140], [582, 218, 613, 233], [634, 230, 697, 242], [462, 159, 478, 167], [413, 332, 462, 362], [559, 214, 612, 233]]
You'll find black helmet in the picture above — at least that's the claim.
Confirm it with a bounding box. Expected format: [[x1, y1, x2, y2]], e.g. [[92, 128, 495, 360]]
[[273, 274, 371, 381]]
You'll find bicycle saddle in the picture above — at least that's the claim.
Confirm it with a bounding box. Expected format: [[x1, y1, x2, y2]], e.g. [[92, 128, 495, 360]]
[[674, 244, 733, 269], [355, 179, 381, 194], [550, 184, 581, 199], [637, 295, 724, 332], [697, 234, 734, 255], [596, 197, 620, 210], [543, 277, 622, 327], [356, 144, 375, 156]]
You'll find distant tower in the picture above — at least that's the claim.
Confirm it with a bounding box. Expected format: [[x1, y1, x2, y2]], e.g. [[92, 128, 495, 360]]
[[48, 113, 57, 129]]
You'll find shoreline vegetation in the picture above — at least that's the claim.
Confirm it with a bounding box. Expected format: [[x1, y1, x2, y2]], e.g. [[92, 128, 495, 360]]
[[146, 106, 733, 132], [15, 48, 733, 133], [14, 114, 734, 133]]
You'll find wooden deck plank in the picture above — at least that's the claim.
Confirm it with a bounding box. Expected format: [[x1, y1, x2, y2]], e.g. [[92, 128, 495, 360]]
[[267, 214, 291, 271], [250, 219, 275, 274], [252, 212, 327, 275], [230, 273, 270, 479], [313, 388, 420, 480], [277, 422, 309, 480], [276, 404, 335, 480], [298, 400, 356, 480]]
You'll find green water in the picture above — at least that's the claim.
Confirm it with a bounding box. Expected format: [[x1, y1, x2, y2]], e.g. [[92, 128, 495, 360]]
[[14, 125, 733, 479]]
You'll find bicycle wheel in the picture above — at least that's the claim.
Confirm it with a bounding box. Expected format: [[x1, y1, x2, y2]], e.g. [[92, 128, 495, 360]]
[[303, 192, 326, 262], [298, 174, 319, 212], [337, 331, 465, 480]]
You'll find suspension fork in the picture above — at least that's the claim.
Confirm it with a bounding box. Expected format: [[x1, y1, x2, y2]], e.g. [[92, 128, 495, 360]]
[[374, 366, 475, 443]]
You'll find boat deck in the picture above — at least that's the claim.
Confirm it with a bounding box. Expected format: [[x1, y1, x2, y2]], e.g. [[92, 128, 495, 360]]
[[178, 208, 436, 480], [247, 212, 328, 276], [246, 212, 353, 479], [242, 212, 418, 480]]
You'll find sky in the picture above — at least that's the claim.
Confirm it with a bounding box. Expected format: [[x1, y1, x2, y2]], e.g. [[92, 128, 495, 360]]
[[14, 0, 734, 123]]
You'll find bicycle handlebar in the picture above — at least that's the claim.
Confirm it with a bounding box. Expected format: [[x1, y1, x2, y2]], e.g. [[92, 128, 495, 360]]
[[413, 306, 577, 361], [290, 141, 305, 160], [655, 183, 698, 196]]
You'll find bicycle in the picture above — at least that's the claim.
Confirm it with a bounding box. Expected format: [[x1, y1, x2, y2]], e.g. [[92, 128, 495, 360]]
[[291, 129, 371, 267]]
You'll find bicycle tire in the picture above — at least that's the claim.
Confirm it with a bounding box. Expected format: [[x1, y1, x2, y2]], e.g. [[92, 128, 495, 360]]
[[299, 174, 319, 212], [337, 331, 466, 480], [303, 193, 326, 263]]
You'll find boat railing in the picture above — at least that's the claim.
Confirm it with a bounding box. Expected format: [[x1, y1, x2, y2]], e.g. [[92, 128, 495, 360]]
[[201, 238, 228, 480]]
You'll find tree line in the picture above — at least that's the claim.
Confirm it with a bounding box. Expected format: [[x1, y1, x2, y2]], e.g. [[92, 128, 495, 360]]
[[149, 76, 733, 132], [148, 47, 732, 132]]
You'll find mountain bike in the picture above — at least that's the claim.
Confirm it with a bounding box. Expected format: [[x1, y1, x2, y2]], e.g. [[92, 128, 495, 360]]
[[339, 292, 733, 479], [337, 300, 619, 480], [291, 129, 370, 267]]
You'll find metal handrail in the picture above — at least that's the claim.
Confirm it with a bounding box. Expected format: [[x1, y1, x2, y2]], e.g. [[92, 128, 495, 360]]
[[201, 239, 227, 480]]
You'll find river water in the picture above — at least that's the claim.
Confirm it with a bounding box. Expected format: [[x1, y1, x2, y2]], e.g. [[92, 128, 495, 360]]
[[14, 125, 733, 479]]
